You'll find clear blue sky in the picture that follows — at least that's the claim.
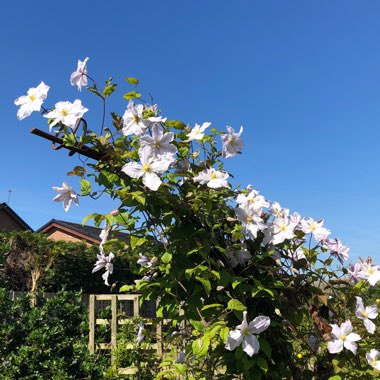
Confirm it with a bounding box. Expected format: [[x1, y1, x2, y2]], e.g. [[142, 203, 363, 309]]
[[1, 1, 380, 263]]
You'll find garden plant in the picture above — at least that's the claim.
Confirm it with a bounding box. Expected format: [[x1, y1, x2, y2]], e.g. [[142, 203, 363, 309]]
[[13, 58, 380, 379]]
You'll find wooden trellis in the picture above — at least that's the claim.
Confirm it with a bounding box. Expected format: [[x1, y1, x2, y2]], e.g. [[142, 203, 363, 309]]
[[88, 294, 162, 376]]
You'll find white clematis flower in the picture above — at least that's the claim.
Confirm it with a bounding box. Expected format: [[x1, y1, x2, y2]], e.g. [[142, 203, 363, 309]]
[[193, 168, 229, 189], [226, 311, 270, 357], [70, 57, 89, 91], [139, 124, 178, 157], [323, 238, 349, 264], [300, 218, 331, 242], [357, 261, 380, 286], [327, 320, 361, 354], [52, 182, 79, 212], [121, 146, 173, 191], [186, 122, 211, 141], [366, 349, 380, 371], [14, 82, 50, 120], [136, 321, 145, 343], [221, 126, 244, 158], [355, 296, 378, 334], [92, 252, 114, 286], [44, 99, 88, 130], [227, 246, 252, 268], [122, 101, 148, 136]]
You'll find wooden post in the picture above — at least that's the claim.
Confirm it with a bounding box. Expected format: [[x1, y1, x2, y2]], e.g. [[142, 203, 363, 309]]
[[111, 295, 118, 369], [88, 295, 95, 354]]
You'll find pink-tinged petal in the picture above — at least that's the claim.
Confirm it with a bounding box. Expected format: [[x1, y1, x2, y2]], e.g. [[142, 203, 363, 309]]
[[373, 361, 380, 371], [121, 162, 144, 179], [347, 332, 361, 342], [343, 340, 358, 355], [102, 270, 110, 286], [366, 305, 378, 319], [355, 296, 365, 318], [327, 339, 343, 354], [225, 329, 243, 351], [150, 157, 172, 174], [143, 172, 161, 191], [250, 316, 271, 334], [364, 319, 376, 334], [242, 334, 260, 357], [330, 324, 342, 339], [340, 320, 353, 335]]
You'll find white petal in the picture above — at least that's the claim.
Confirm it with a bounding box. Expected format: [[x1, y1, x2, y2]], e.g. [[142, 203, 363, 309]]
[[327, 339, 343, 353], [347, 332, 361, 342], [250, 316, 271, 334], [366, 305, 379, 319], [225, 329, 243, 351], [344, 340, 358, 354], [364, 319, 376, 334], [340, 320, 353, 335], [331, 324, 342, 339], [121, 162, 144, 179], [242, 334, 260, 357], [143, 172, 162, 191], [355, 296, 365, 318]]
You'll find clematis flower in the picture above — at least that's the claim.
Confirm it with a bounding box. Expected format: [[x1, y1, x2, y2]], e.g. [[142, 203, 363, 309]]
[[122, 101, 148, 136], [235, 206, 266, 239], [355, 296, 378, 334], [236, 187, 269, 212], [323, 238, 349, 264], [226, 311, 270, 357], [52, 182, 79, 212], [193, 168, 229, 189], [221, 126, 244, 158], [44, 99, 88, 130], [14, 81, 49, 120], [270, 216, 297, 245], [357, 260, 380, 286], [366, 349, 380, 371], [92, 252, 114, 286], [227, 246, 252, 267], [136, 321, 145, 343], [327, 320, 361, 354], [186, 122, 211, 141], [121, 146, 173, 191], [70, 57, 89, 91], [139, 124, 178, 157], [137, 253, 152, 268], [300, 218, 331, 242]]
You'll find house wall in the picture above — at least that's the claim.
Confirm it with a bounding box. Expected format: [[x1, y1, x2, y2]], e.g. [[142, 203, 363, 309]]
[[45, 228, 92, 246], [0, 210, 27, 232]]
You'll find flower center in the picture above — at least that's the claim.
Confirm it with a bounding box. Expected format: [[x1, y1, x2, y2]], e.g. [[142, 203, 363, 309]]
[[29, 94, 36, 101], [229, 137, 236, 145], [142, 163, 151, 173], [209, 173, 218, 180], [246, 216, 253, 223], [280, 224, 287, 232], [60, 109, 69, 117], [133, 114, 140, 123], [153, 141, 161, 149], [341, 334, 346, 341], [362, 310, 368, 318]]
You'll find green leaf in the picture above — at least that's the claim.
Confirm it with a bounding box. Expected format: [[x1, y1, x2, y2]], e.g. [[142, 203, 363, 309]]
[[256, 356, 268, 374], [189, 319, 204, 331], [80, 179, 91, 195], [103, 84, 117, 97], [130, 236, 147, 250], [82, 213, 100, 226], [227, 299, 246, 311], [173, 363, 185, 375], [125, 77, 139, 85], [123, 91, 142, 100], [119, 284, 135, 292], [259, 339, 272, 359], [328, 376, 342, 380], [219, 326, 229, 341], [201, 303, 223, 311], [130, 191, 146, 205], [196, 276, 211, 296], [161, 252, 172, 264]]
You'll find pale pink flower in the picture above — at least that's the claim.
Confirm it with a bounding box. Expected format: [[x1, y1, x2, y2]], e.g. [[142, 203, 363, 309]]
[[324, 238, 349, 264], [327, 320, 361, 354], [14, 82, 49, 120], [186, 122, 211, 141], [122, 101, 148, 136], [92, 252, 114, 286], [52, 182, 79, 212], [226, 311, 270, 357], [366, 349, 380, 371], [139, 124, 178, 157], [70, 57, 89, 91], [355, 296, 378, 334], [193, 168, 229, 189], [44, 99, 88, 130], [221, 126, 244, 158]]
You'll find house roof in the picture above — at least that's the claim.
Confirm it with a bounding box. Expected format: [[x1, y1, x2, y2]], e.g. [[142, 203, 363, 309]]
[[36, 219, 128, 244], [0, 203, 33, 231]]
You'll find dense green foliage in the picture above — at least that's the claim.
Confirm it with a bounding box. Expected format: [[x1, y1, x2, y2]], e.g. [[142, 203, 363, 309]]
[[0, 289, 109, 379], [0, 231, 133, 293]]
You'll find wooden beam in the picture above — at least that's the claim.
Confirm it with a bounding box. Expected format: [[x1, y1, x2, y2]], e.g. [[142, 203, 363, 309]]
[[30, 128, 104, 160]]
